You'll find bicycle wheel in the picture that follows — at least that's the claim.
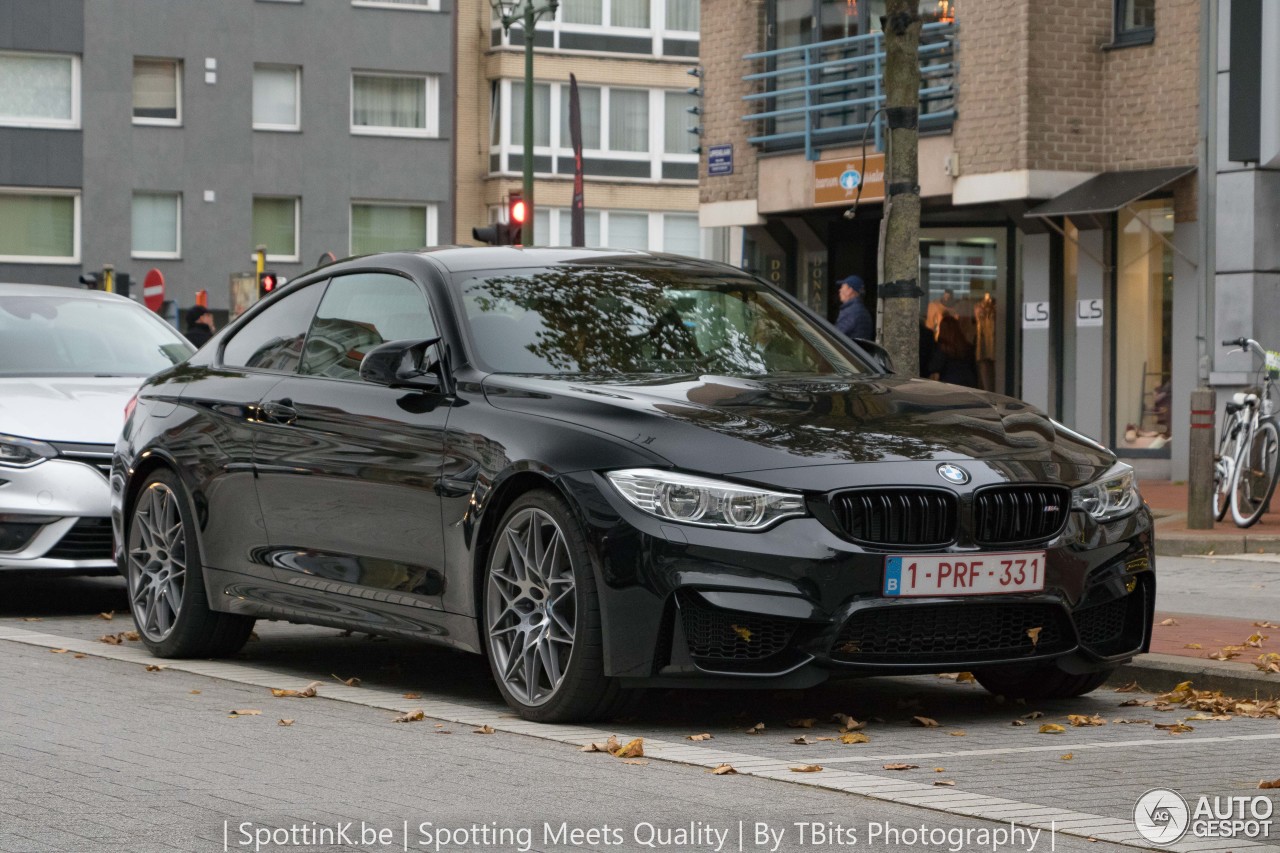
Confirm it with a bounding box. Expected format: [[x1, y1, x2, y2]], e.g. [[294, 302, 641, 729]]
[[1231, 418, 1280, 527], [1213, 416, 1243, 522]]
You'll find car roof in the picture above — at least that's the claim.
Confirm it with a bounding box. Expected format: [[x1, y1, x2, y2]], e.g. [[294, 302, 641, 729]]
[[408, 246, 741, 275], [0, 282, 135, 303]]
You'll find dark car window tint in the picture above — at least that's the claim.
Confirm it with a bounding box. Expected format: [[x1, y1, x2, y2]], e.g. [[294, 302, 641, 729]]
[[455, 265, 867, 377], [299, 272, 436, 381], [221, 282, 325, 373]]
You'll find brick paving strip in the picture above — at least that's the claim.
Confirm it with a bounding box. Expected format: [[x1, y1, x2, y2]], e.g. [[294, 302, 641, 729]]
[[2, 626, 1275, 853]]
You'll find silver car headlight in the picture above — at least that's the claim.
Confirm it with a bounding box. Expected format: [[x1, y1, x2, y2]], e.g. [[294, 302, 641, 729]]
[[1071, 461, 1141, 522], [0, 434, 57, 468], [605, 468, 807, 531]]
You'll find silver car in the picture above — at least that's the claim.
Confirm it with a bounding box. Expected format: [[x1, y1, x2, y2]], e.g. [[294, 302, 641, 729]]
[[1, 284, 194, 574]]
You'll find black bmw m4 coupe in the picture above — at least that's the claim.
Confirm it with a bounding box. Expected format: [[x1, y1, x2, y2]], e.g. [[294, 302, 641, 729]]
[[112, 247, 1155, 722]]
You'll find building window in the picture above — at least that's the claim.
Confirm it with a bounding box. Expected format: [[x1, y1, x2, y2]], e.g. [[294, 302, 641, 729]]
[[0, 190, 79, 263], [351, 73, 438, 137], [131, 192, 181, 259], [497, 0, 696, 58], [133, 58, 181, 125], [559, 85, 601, 148], [353, 0, 438, 9], [252, 196, 300, 262], [350, 202, 437, 254], [1113, 0, 1155, 46], [0, 51, 79, 129], [662, 213, 700, 256], [665, 0, 699, 32], [253, 65, 301, 131], [509, 206, 705, 255], [608, 89, 649, 152], [510, 82, 552, 148], [663, 90, 698, 154]]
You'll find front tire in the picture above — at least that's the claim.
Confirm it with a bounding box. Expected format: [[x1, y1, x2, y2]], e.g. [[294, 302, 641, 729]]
[[973, 663, 1114, 700], [125, 470, 255, 658], [482, 490, 633, 722], [1231, 419, 1280, 528]]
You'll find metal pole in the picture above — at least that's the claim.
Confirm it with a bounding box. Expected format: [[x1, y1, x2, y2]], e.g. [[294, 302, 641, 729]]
[[522, 2, 536, 245]]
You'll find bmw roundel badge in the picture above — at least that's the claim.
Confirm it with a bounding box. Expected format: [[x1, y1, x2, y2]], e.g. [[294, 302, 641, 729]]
[[936, 463, 970, 485]]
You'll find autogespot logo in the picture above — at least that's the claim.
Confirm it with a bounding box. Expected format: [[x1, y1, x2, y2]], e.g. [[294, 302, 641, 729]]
[[1134, 788, 1191, 846], [936, 463, 970, 485]]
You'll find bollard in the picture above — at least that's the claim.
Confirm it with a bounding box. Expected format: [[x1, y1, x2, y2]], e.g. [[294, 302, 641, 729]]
[[1187, 387, 1217, 529]]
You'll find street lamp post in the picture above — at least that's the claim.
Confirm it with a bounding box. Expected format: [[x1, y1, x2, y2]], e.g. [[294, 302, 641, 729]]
[[490, 0, 559, 246]]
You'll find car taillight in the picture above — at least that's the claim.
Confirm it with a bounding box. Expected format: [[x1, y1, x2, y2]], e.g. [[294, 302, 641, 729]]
[[124, 393, 138, 422]]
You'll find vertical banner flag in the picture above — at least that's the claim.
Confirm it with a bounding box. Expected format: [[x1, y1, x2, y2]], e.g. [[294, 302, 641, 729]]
[[569, 73, 586, 247]]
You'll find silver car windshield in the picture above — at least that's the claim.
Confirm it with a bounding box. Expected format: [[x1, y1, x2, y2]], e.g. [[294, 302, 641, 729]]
[[455, 265, 870, 377], [0, 293, 194, 377]]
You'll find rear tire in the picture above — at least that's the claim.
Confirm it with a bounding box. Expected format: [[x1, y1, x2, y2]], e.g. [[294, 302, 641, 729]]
[[125, 470, 255, 658], [1213, 418, 1242, 522], [973, 663, 1114, 700]]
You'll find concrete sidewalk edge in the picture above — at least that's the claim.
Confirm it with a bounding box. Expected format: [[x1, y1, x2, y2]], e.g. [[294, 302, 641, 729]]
[[1152, 513, 1280, 555], [1109, 653, 1280, 699]]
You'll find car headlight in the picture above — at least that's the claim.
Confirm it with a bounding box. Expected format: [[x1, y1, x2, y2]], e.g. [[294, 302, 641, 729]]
[[605, 468, 807, 531], [1071, 461, 1141, 522], [0, 434, 56, 468]]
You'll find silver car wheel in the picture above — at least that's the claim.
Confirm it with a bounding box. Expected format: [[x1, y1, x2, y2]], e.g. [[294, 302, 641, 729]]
[[127, 482, 187, 642], [485, 507, 577, 707]]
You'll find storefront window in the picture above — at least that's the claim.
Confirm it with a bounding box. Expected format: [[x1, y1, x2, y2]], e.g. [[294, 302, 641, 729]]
[[917, 229, 1007, 393], [1114, 199, 1174, 453]]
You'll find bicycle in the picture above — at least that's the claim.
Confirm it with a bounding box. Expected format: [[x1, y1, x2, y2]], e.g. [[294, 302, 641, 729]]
[[1216, 338, 1280, 527]]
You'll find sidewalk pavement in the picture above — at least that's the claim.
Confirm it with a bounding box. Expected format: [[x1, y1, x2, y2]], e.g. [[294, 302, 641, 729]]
[[1116, 610, 1280, 699], [1141, 479, 1280, 555]]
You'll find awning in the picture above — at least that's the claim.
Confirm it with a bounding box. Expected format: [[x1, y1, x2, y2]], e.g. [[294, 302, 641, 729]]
[[1026, 166, 1195, 218]]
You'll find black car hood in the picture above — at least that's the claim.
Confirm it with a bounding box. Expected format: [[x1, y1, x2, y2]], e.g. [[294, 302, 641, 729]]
[[481, 373, 1114, 487]]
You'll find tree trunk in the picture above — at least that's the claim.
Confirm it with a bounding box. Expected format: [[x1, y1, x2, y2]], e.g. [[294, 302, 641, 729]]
[[880, 0, 921, 378]]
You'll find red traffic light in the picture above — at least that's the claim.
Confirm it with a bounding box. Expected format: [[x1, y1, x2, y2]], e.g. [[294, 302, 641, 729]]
[[510, 198, 527, 225], [258, 271, 279, 295]]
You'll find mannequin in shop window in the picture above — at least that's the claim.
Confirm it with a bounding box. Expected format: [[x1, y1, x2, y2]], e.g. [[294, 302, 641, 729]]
[[926, 288, 956, 338], [928, 315, 979, 388], [973, 290, 997, 391]]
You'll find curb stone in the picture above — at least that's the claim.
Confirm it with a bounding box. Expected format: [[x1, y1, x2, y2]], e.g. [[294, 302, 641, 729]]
[[1110, 652, 1280, 699]]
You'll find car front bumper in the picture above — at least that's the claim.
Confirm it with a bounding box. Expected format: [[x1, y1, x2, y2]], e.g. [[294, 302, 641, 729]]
[[558, 471, 1155, 686], [0, 456, 116, 574]]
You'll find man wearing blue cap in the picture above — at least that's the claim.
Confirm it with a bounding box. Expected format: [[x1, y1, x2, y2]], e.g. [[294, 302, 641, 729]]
[[835, 274, 874, 341]]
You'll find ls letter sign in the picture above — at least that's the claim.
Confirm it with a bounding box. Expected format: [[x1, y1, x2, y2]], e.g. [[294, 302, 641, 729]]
[[1076, 298, 1103, 327], [1022, 301, 1050, 330]]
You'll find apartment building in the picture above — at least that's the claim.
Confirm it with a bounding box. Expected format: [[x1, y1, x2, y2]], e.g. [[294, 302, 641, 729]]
[[698, 0, 1207, 478], [0, 0, 453, 310], [454, 0, 715, 255]]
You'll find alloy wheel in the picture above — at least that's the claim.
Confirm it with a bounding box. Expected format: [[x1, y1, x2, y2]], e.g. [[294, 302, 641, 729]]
[[486, 508, 577, 707], [127, 482, 188, 642]]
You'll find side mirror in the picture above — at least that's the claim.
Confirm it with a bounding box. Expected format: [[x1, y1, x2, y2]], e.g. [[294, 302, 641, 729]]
[[359, 337, 450, 393], [855, 338, 895, 374]]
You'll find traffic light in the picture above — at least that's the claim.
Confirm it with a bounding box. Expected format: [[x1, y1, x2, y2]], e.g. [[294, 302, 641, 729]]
[[115, 272, 131, 299], [79, 273, 99, 290], [507, 192, 526, 246], [472, 222, 509, 246], [258, 271, 279, 298]]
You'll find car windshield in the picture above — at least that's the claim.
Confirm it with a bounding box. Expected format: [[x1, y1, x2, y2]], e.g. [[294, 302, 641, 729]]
[[0, 292, 194, 377], [455, 264, 870, 377]]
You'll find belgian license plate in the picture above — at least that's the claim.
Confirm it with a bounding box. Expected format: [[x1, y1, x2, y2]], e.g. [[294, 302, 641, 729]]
[[883, 552, 1046, 597]]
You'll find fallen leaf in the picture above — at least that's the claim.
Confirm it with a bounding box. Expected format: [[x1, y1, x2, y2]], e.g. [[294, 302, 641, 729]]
[[229, 709, 262, 717], [612, 738, 644, 758], [1246, 633, 1268, 648], [277, 719, 294, 726], [1039, 724, 1066, 734], [1113, 681, 1142, 693], [144, 664, 166, 672], [936, 672, 976, 683], [393, 709, 425, 723], [1160, 618, 1179, 626], [1254, 621, 1280, 629], [813, 736, 837, 742], [621, 759, 648, 766], [270, 681, 321, 698], [730, 624, 752, 642], [1184, 643, 1202, 649], [50, 648, 68, 654], [403, 693, 421, 699], [687, 733, 713, 741], [883, 763, 919, 771], [911, 716, 940, 728], [582, 735, 621, 754], [1060, 753, 1074, 761], [1186, 713, 1232, 722], [934, 780, 956, 786], [332, 674, 361, 687], [709, 764, 738, 775], [73, 654, 85, 659], [1011, 719, 1026, 727], [98, 634, 122, 645], [123, 631, 140, 642], [792, 735, 815, 745], [790, 764, 823, 773], [934, 767, 945, 772], [1120, 698, 1156, 707], [473, 725, 496, 735], [22, 617, 42, 622], [1112, 718, 1151, 725], [1259, 779, 1280, 789], [840, 732, 869, 744], [189, 690, 201, 695], [744, 722, 766, 735], [98, 611, 114, 621], [1026, 626, 1043, 647], [831, 713, 866, 732], [1256, 653, 1280, 673], [786, 718, 816, 729], [1068, 714, 1106, 727], [1021, 710, 1045, 719], [949, 731, 966, 737], [1154, 722, 1194, 734]]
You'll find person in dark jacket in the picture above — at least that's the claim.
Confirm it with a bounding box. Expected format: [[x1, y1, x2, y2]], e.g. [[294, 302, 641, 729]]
[[834, 275, 874, 341], [184, 305, 215, 348], [928, 314, 979, 387]]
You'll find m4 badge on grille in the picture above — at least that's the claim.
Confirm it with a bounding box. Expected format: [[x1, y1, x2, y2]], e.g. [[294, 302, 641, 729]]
[[936, 463, 970, 485]]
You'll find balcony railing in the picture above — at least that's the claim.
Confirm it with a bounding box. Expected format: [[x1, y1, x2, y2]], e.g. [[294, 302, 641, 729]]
[[742, 21, 957, 161]]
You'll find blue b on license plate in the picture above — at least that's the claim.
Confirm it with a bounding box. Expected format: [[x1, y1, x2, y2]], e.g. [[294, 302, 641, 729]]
[[883, 551, 1046, 597]]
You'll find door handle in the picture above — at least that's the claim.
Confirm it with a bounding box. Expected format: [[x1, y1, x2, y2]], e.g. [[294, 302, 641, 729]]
[[260, 398, 298, 425]]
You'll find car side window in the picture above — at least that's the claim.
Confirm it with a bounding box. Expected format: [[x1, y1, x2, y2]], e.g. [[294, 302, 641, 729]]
[[221, 282, 326, 373], [298, 272, 437, 381]]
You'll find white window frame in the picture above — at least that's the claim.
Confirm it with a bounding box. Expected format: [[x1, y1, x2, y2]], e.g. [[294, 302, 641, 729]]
[[493, 0, 698, 58], [353, 0, 440, 11], [132, 57, 183, 127], [0, 187, 81, 265], [348, 200, 438, 255], [130, 192, 182, 260], [350, 71, 439, 138], [491, 80, 697, 184], [253, 195, 301, 263], [503, 205, 704, 256], [0, 51, 81, 130], [252, 64, 302, 132]]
